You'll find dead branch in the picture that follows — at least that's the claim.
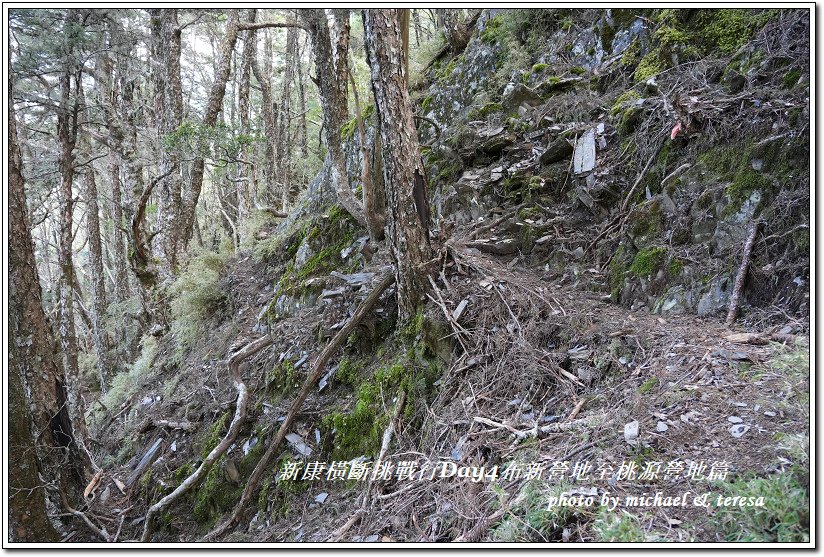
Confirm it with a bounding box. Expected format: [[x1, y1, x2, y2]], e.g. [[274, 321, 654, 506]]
[[140, 334, 274, 542], [60, 489, 110, 542], [204, 272, 396, 541], [452, 491, 526, 542], [726, 221, 760, 327]]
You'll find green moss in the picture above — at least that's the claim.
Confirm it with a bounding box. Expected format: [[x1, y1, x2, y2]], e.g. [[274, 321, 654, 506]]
[[608, 244, 628, 301], [694, 9, 779, 55], [193, 460, 242, 524], [267, 360, 301, 395], [639, 377, 659, 394], [723, 169, 770, 217], [668, 258, 684, 278], [782, 69, 801, 89], [630, 246, 668, 278], [478, 102, 503, 118], [421, 95, 434, 112], [621, 39, 641, 67], [335, 357, 364, 387], [570, 66, 586, 75], [634, 51, 664, 82], [630, 200, 663, 241], [201, 411, 231, 460], [532, 63, 549, 73]]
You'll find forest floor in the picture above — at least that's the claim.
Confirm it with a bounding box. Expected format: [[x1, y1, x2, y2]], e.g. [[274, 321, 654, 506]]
[[86, 213, 809, 543]]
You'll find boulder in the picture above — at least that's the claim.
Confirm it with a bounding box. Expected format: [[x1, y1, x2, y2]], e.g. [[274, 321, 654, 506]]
[[501, 83, 543, 112], [539, 138, 574, 165]]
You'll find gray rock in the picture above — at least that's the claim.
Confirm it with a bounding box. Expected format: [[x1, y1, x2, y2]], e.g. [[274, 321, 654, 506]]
[[624, 420, 640, 443], [697, 276, 732, 317], [502, 83, 543, 112], [539, 138, 574, 165], [727, 416, 743, 424], [656, 421, 669, 432], [534, 76, 583, 97], [730, 424, 750, 438], [481, 132, 517, 155], [573, 128, 597, 174]]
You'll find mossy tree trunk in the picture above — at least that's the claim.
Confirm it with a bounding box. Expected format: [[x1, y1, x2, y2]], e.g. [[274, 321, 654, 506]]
[[363, 8, 433, 320]]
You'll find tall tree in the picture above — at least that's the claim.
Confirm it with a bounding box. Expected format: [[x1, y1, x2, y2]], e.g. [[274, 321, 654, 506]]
[[251, 27, 278, 203], [179, 9, 240, 252], [10, 83, 88, 538], [301, 8, 366, 227], [55, 9, 87, 432], [363, 9, 433, 320]]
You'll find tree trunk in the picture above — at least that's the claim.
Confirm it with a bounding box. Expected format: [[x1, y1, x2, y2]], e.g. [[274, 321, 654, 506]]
[[296, 33, 309, 159], [277, 23, 297, 208], [10, 83, 88, 535], [179, 9, 240, 251], [363, 9, 433, 320], [9, 89, 62, 544], [81, 154, 111, 394], [252, 28, 278, 203], [55, 13, 87, 438], [237, 9, 257, 220], [155, 9, 184, 275], [301, 8, 366, 226]]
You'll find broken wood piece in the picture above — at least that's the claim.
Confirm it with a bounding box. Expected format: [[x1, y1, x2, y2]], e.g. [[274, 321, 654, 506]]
[[452, 299, 469, 321], [127, 437, 164, 487], [84, 469, 104, 499], [466, 238, 518, 255], [138, 418, 195, 434], [565, 399, 586, 421], [726, 221, 760, 327], [724, 332, 769, 345]]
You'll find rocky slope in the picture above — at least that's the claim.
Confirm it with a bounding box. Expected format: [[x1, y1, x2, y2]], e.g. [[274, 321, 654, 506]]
[[89, 8, 810, 544]]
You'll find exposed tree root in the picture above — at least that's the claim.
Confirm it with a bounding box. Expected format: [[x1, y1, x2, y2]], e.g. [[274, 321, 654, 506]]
[[726, 221, 760, 327], [140, 334, 274, 542], [204, 271, 396, 541]]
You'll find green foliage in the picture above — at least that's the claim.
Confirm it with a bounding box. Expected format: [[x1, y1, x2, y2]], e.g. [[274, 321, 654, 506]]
[[638, 376, 659, 394], [592, 508, 646, 542], [169, 251, 228, 360], [335, 358, 364, 387], [782, 69, 801, 89], [200, 411, 231, 460], [93, 334, 157, 424], [714, 473, 809, 542], [163, 120, 260, 162], [532, 63, 549, 73], [492, 480, 577, 542], [630, 246, 668, 278]]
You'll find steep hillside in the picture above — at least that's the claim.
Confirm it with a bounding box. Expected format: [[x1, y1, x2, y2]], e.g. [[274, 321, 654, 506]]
[[91, 8, 810, 543]]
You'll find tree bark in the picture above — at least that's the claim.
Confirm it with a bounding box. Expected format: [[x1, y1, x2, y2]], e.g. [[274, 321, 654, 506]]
[[55, 11, 89, 440], [252, 28, 278, 203], [363, 9, 433, 320], [237, 9, 257, 220], [277, 22, 297, 208], [179, 9, 240, 251], [301, 8, 366, 227], [10, 83, 88, 536], [81, 154, 111, 394]]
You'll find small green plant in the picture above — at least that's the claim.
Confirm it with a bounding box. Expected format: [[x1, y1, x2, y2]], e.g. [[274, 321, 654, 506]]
[[592, 508, 646, 542], [639, 377, 658, 394], [492, 480, 577, 542], [630, 246, 667, 278], [714, 473, 809, 542], [169, 251, 228, 359]]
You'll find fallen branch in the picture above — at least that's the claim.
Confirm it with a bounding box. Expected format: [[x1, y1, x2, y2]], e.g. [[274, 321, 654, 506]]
[[204, 272, 396, 541], [726, 221, 760, 327], [60, 490, 109, 542], [140, 334, 274, 542]]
